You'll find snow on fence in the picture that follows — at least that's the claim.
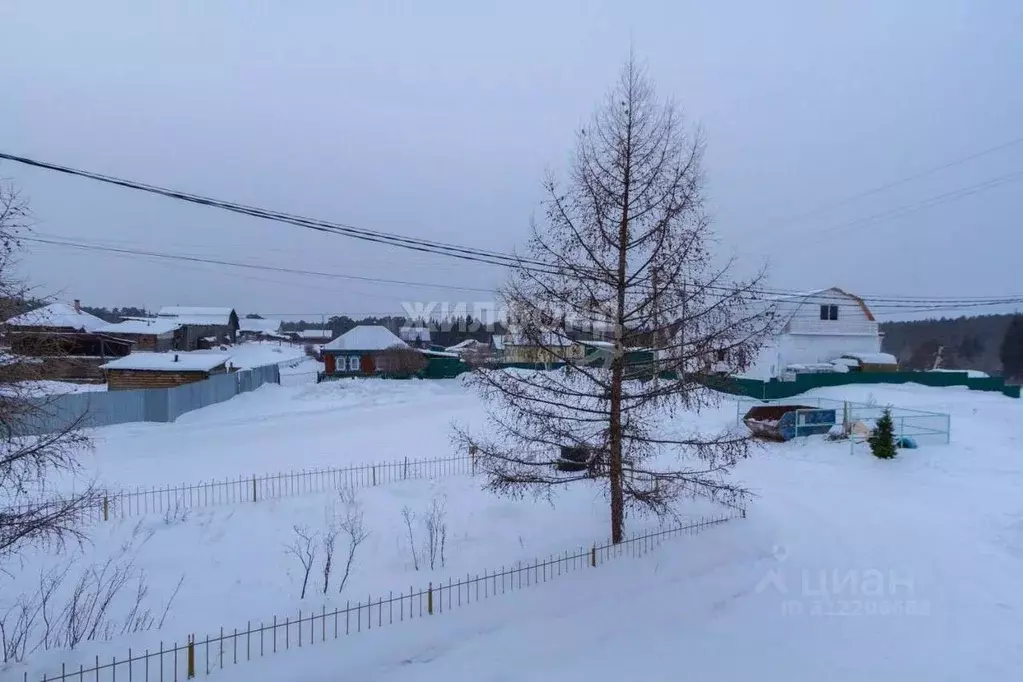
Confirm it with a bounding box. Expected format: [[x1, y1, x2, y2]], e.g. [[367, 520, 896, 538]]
[[735, 396, 951, 446], [6, 454, 473, 525], [24, 510, 741, 682], [13, 365, 282, 437]]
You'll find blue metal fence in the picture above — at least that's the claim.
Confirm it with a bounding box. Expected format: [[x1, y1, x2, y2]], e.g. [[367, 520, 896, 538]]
[[14, 364, 280, 436]]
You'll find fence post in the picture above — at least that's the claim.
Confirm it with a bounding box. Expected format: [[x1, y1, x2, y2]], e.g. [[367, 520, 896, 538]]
[[469, 445, 477, 476], [427, 583, 433, 615], [590, 544, 596, 567], [187, 635, 195, 678], [103, 495, 109, 522], [252, 476, 257, 503], [372, 465, 377, 486], [403, 456, 408, 480]]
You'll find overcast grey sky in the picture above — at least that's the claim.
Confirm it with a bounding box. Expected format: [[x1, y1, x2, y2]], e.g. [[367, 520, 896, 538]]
[[1, 0, 1021, 320]]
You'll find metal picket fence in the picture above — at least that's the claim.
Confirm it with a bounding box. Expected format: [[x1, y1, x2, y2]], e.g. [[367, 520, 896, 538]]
[[26, 509, 741, 682], [7, 454, 473, 525]]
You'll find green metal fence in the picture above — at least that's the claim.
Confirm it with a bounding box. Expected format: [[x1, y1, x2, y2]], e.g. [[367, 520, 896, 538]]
[[706, 371, 1019, 400]]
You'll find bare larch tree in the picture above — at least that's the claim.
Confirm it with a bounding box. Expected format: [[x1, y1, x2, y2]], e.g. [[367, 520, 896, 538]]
[[455, 58, 774, 543], [0, 177, 100, 563]]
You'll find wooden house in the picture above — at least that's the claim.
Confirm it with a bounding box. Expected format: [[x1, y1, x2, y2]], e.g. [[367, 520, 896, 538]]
[[101, 352, 232, 390], [156, 306, 239, 348], [321, 325, 408, 376], [5, 300, 132, 379], [95, 318, 181, 352], [239, 318, 285, 341]]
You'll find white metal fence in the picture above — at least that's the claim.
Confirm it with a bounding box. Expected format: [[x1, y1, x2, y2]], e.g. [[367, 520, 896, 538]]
[[13, 365, 281, 437]]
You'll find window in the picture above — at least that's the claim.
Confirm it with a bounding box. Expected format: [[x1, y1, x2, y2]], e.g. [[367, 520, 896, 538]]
[[716, 349, 728, 362], [819, 305, 839, 321], [348, 355, 361, 372]]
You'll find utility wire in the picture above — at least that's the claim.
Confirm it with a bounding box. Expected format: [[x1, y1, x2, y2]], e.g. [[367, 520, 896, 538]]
[[767, 134, 1023, 228], [7, 152, 1023, 305]]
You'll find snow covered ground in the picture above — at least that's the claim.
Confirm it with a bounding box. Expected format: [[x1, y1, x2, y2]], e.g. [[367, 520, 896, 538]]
[[73, 379, 478, 489], [6, 379, 107, 396], [7, 379, 1023, 681]]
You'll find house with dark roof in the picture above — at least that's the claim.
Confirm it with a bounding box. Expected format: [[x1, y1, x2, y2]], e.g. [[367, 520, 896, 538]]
[[4, 300, 132, 379], [157, 306, 239, 348]]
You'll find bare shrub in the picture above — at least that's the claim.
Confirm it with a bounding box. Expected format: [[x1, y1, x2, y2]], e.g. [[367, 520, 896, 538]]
[[285, 525, 317, 599], [377, 345, 427, 376], [335, 485, 367, 594], [0, 537, 183, 661], [1, 178, 102, 563], [162, 498, 189, 525], [423, 496, 447, 570], [401, 506, 419, 571]]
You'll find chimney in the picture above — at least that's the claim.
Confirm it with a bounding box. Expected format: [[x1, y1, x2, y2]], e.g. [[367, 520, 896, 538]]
[[73, 299, 81, 313], [173, 354, 179, 362]]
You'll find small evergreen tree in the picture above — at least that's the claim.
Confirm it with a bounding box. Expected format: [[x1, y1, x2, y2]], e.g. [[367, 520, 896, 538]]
[[868, 407, 897, 459], [1000, 315, 1023, 380]]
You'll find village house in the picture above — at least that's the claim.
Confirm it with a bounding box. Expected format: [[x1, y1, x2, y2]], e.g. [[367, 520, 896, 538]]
[[94, 318, 181, 352], [4, 300, 132, 379], [239, 318, 284, 341], [321, 325, 408, 376], [157, 306, 239, 348], [100, 352, 232, 390], [737, 287, 887, 380]]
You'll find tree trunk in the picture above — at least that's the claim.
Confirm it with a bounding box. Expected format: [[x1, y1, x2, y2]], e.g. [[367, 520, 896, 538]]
[[608, 95, 634, 545]]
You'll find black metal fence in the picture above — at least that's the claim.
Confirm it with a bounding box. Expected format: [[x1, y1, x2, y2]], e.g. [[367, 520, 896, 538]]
[[27, 510, 741, 681], [5, 454, 474, 525]]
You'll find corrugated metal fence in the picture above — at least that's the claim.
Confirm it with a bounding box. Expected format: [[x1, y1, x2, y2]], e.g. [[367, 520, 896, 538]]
[[14, 364, 280, 436]]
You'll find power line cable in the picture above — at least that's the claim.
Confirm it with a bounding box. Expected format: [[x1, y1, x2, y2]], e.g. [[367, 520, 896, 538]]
[[767, 134, 1023, 228], [8, 152, 1023, 305]]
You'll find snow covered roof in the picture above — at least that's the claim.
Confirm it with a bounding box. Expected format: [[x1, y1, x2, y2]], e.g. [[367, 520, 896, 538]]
[[157, 306, 236, 326], [240, 318, 282, 334], [5, 302, 108, 332], [296, 329, 333, 339], [400, 326, 432, 343], [101, 352, 232, 372], [95, 319, 182, 335], [491, 335, 506, 350], [322, 325, 407, 351], [445, 339, 487, 352], [841, 352, 898, 365], [507, 331, 575, 347]]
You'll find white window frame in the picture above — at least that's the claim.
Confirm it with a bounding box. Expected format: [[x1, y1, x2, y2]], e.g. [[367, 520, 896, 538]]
[[348, 355, 361, 372]]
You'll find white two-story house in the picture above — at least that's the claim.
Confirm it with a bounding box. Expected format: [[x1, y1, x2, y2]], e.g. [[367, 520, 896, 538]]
[[740, 287, 883, 380]]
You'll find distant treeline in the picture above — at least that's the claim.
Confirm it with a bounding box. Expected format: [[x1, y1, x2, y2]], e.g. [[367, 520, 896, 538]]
[[278, 315, 507, 348], [880, 313, 1019, 375]]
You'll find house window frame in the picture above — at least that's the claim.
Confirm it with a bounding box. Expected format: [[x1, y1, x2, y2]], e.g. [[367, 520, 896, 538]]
[[819, 304, 839, 321], [348, 355, 361, 372]]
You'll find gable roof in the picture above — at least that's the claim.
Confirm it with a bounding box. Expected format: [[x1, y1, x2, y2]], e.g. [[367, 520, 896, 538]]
[[768, 287, 876, 322], [157, 306, 237, 326], [95, 319, 182, 335], [323, 325, 407, 351], [101, 352, 232, 372], [5, 302, 108, 332]]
